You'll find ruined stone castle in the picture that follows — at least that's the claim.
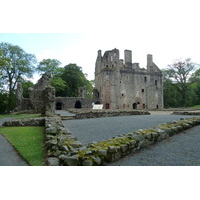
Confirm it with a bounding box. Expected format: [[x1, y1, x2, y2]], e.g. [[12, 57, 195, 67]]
[[94, 48, 163, 109], [15, 48, 163, 113]]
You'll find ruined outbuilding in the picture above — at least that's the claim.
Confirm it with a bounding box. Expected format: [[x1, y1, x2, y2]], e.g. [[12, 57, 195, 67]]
[[94, 48, 163, 109], [15, 73, 93, 113], [15, 73, 55, 116]]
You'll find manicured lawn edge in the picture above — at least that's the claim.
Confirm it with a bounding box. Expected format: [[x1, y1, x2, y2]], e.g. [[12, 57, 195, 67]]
[[0, 114, 41, 120], [0, 126, 46, 166], [3, 116, 200, 166]]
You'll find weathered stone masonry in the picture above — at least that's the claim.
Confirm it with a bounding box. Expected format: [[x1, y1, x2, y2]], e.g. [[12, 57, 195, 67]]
[[94, 48, 163, 110], [15, 73, 93, 113], [15, 73, 55, 116], [3, 116, 200, 166]]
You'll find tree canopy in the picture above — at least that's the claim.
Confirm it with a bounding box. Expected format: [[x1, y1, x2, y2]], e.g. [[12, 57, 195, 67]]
[[51, 63, 93, 98], [37, 58, 61, 76], [163, 58, 200, 107], [0, 42, 37, 112]]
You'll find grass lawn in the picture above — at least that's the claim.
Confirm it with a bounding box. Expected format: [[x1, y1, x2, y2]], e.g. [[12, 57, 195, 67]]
[[0, 114, 41, 120], [0, 126, 46, 166], [192, 105, 200, 108]]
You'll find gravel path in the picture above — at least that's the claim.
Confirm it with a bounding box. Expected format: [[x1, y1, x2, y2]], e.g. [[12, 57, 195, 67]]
[[108, 125, 200, 166], [0, 117, 15, 126], [0, 134, 29, 166], [63, 114, 197, 146], [0, 117, 29, 166], [55, 110, 75, 116]]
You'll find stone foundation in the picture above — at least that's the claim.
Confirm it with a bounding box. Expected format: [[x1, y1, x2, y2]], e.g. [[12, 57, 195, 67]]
[[2, 118, 45, 127], [66, 109, 150, 119], [172, 111, 200, 115], [3, 116, 200, 166]]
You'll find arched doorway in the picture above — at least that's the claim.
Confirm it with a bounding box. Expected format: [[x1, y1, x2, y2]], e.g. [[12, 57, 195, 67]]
[[132, 103, 137, 109], [75, 100, 82, 109], [56, 102, 62, 110]]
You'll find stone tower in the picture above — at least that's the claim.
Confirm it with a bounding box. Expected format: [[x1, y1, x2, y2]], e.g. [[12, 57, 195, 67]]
[[94, 48, 163, 110]]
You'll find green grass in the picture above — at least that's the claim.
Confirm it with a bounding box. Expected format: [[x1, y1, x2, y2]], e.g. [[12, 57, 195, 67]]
[[0, 114, 41, 119], [0, 126, 46, 166], [192, 105, 200, 108]]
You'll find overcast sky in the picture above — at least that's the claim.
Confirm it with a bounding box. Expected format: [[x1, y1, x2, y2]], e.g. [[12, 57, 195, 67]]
[[1, 0, 200, 82]]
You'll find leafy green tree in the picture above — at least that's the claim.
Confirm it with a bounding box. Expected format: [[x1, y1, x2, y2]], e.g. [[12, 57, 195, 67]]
[[0, 91, 8, 114], [37, 59, 61, 76], [51, 76, 67, 97], [188, 68, 200, 106], [51, 63, 93, 98], [165, 58, 198, 107], [21, 80, 34, 98], [0, 42, 37, 112], [61, 64, 93, 97]]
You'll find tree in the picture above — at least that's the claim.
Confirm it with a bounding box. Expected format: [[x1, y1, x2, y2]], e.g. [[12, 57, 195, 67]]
[[51, 63, 93, 98], [37, 59, 61, 76], [0, 42, 37, 112], [165, 58, 198, 107], [21, 80, 34, 98], [188, 68, 200, 106], [162, 70, 181, 108]]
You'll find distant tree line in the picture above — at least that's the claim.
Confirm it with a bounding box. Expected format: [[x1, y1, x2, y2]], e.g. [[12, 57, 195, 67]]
[[1, 42, 200, 114]]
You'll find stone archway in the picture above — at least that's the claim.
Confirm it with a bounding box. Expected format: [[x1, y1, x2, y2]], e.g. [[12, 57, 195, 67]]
[[75, 100, 82, 109], [56, 102, 62, 110]]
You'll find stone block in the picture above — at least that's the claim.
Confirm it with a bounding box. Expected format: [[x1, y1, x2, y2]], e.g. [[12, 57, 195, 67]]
[[82, 159, 93, 166], [45, 127, 57, 135], [108, 146, 118, 153], [145, 133, 152, 140], [64, 155, 79, 166], [121, 144, 128, 153], [47, 157, 59, 166], [93, 157, 101, 165], [111, 152, 122, 162], [132, 134, 144, 142], [140, 139, 154, 148], [59, 145, 69, 152], [129, 140, 137, 148], [70, 141, 83, 148], [98, 149, 107, 156]]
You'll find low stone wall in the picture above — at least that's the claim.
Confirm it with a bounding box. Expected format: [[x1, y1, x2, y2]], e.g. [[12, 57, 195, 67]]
[[73, 117, 200, 165], [3, 115, 200, 166], [66, 109, 150, 119], [172, 111, 200, 115], [45, 116, 83, 166], [44, 116, 200, 166], [2, 118, 45, 127]]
